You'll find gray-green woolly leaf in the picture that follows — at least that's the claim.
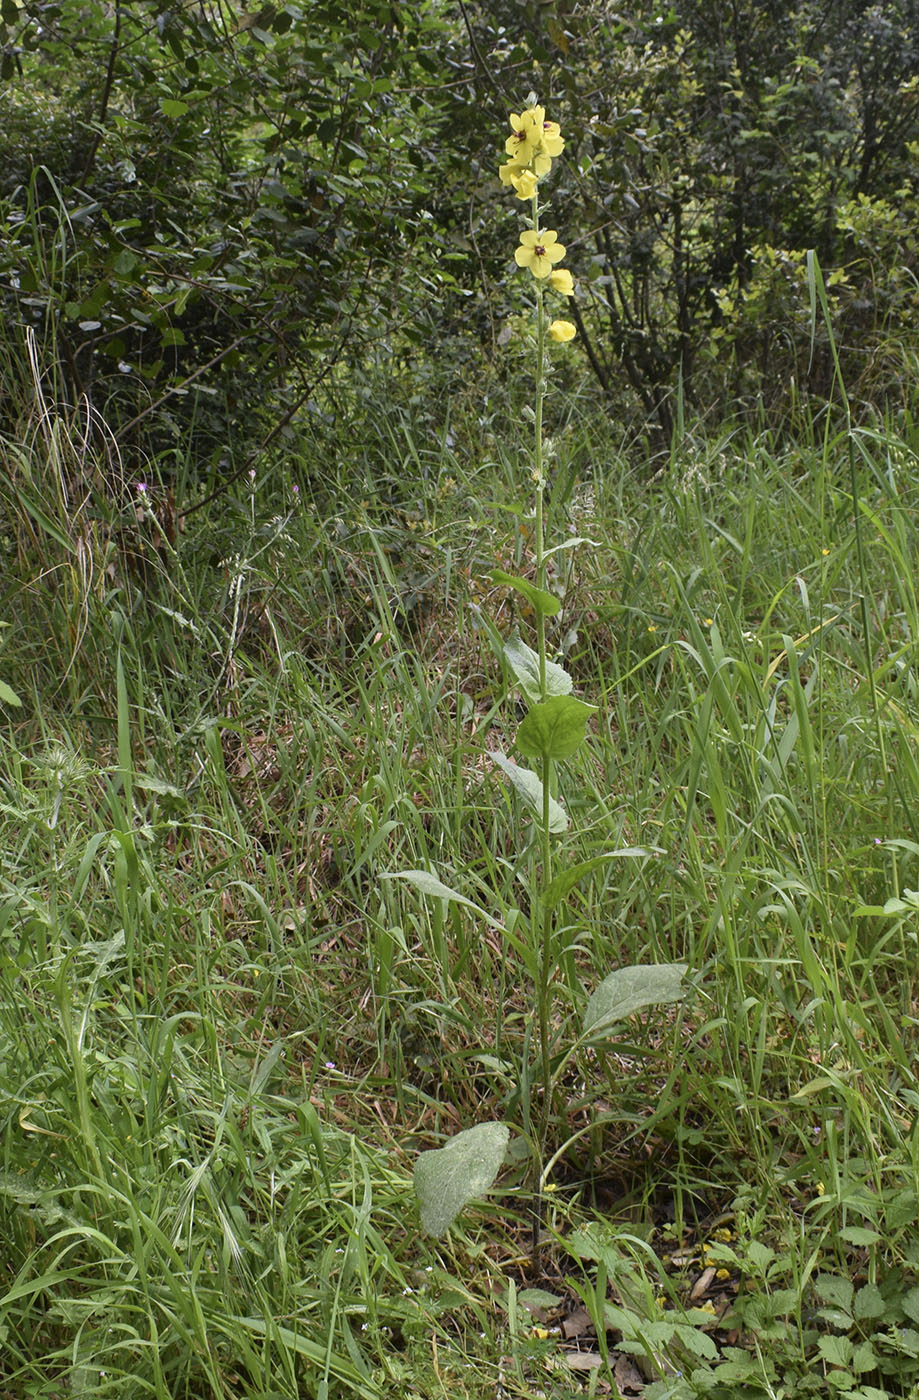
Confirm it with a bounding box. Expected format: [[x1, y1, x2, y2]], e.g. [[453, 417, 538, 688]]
[[543, 536, 600, 559], [583, 963, 688, 1038], [414, 1122, 509, 1236], [503, 634, 572, 705], [491, 570, 560, 617], [487, 751, 568, 832], [516, 695, 596, 761], [382, 870, 504, 931]]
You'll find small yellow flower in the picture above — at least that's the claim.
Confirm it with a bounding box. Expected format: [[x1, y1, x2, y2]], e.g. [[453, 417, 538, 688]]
[[515, 229, 566, 278], [548, 267, 574, 295], [532, 120, 564, 175], [511, 168, 539, 200], [821, 547, 831, 556], [505, 107, 543, 162], [548, 319, 576, 342], [499, 158, 527, 186], [816, 1180, 826, 1196]]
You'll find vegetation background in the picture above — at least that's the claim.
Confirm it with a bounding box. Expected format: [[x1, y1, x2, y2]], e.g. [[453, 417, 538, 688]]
[[2, 1, 919, 1397]]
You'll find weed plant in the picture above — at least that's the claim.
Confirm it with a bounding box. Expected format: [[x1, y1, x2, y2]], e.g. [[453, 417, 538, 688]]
[[2, 119, 919, 1400]]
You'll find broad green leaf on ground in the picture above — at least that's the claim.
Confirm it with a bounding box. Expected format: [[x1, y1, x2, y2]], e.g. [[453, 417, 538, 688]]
[[488, 750, 568, 832], [492, 570, 560, 617], [516, 695, 596, 761], [0, 680, 20, 706], [414, 1121, 509, 1236], [382, 870, 505, 930], [503, 634, 572, 704], [583, 963, 688, 1037], [543, 849, 663, 914]]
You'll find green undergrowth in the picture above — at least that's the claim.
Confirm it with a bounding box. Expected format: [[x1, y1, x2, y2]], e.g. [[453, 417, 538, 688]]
[[2, 388, 919, 1396]]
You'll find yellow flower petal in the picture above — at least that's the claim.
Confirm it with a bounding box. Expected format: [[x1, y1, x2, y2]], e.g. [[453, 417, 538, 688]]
[[499, 158, 527, 186], [515, 230, 568, 279], [548, 319, 576, 342], [549, 268, 574, 295], [511, 169, 539, 200]]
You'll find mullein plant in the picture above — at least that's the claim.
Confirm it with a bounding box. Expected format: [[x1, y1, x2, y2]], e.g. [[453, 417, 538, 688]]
[[389, 102, 687, 1241]]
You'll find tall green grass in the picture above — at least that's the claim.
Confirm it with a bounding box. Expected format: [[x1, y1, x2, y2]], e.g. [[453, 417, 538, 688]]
[[3, 355, 919, 1393]]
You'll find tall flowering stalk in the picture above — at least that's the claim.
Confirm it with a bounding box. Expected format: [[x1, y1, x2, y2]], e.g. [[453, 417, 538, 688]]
[[500, 104, 579, 1155], [395, 102, 687, 1244]]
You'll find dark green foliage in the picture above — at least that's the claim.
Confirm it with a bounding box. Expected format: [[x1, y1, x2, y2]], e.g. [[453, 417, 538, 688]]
[[0, 0, 468, 470]]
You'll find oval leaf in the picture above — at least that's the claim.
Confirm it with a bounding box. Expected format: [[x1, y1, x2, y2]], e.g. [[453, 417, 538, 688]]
[[583, 963, 688, 1038], [382, 870, 505, 931], [414, 1121, 509, 1237], [492, 570, 560, 617], [488, 751, 568, 833], [517, 696, 596, 761], [0, 679, 21, 707], [504, 634, 572, 704]]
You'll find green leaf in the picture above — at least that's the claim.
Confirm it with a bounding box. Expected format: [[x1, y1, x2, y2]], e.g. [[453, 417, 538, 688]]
[[852, 1340, 879, 1373], [159, 98, 190, 118], [815, 1273, 854, 1315], [414, 1122, 509, 1236], [817, 1334, 853, 1368], [516, 1289, 564, 1312], [544, 849, 662, 915], [492, 570, 560, 617], [839, 1225, 881, 1247], [503, 634, 572, 704], [853, 1283, 885, 1321], [488, 751, 568, 833], [382, 870, 505, 931], [0, 680, 21, 707], [543, 535, 600, 559], [516, 696, 596, 761], [902, 1286, 919, 1324], [584, 963, 688, 1037]]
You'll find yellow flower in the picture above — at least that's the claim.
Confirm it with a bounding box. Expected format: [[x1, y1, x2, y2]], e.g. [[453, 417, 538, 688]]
[[499, 158, 527, 187], [515, 229, 566, 278], [548, 319, 576, 342], [505, 107, 543, 162], [532, 120, 565, 175], [548, 268, 574, 295], [511, 168, 539, 200], [541, 120, 564, 155]]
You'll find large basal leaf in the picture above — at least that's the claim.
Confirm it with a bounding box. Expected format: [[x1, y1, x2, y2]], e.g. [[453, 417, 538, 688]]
[[516, 695, 596, 761], [503, 634, 572, 705], [583, 963, 688, 1038], [488, 750, 568, 832], [382, 870, 505, 931], [414, 1121, 510, 1237], [492, 570, 560, 617]]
